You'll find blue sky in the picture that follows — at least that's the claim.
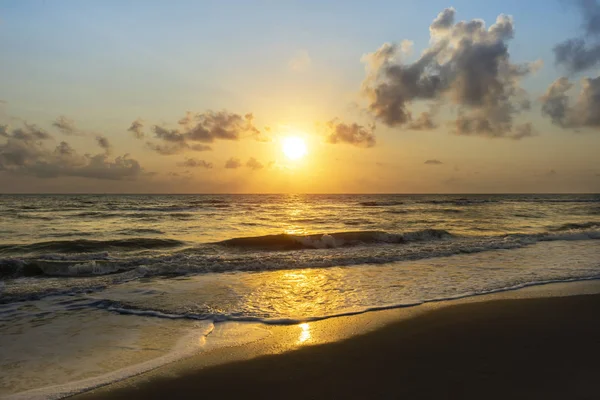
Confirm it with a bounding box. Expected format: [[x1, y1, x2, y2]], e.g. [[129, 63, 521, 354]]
[[0, 1, 599, 193]]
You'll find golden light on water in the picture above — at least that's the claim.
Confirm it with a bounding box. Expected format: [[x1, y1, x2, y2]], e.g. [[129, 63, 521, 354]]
[[282, 136, 307, 160], [298, 323, 311, 343]]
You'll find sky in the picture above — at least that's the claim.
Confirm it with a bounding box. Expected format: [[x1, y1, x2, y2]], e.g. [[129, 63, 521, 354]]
[[1, 0, 599, 193]]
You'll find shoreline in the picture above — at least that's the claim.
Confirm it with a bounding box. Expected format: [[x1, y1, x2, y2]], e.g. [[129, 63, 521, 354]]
[[70, 279, 600, 400]]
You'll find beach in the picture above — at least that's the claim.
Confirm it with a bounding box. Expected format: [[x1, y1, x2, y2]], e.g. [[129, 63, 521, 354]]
[[1, 194, 599, 399], [74, 281, 600, 400]]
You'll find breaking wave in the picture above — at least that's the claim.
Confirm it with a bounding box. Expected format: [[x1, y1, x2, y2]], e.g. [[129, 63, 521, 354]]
[[216, 229, 452, 250], [0, 238, 186, 255], [0, 223, 598, 289]]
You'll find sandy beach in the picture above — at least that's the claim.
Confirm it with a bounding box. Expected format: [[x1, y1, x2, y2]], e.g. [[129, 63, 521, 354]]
[[73, 281, 600, 400]]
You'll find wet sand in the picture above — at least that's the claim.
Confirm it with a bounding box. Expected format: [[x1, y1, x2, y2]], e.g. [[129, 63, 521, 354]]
[[76, 287, 600, 400]]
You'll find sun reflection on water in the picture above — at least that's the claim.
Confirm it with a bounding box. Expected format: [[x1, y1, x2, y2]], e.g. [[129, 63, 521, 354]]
[[298, 323, 311, 343]]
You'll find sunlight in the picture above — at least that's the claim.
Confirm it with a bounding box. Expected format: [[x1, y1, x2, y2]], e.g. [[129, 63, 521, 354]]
[[282, 136, 307, 160], [298, 323, 311, 343]]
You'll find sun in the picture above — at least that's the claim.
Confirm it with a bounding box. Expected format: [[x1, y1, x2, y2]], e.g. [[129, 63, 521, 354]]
[[281, 136, 307, 160]]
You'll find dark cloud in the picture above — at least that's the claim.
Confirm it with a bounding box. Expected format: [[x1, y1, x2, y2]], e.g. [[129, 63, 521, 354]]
[[325, 119, 376, 147], [0, 124, 142, 180], [10, 123, 53, 141], [128, 119, 145, 139], [224, 157, 242, 169], [95, 135, 111, 153], [554, 39, 600, 74], [541, 75, 600, 130], [362, 8, 538, 139], [177, 158, 213, 169], [453, 117, 536, 140], [52, 116, 83, 136], [554, 0, 600, 73], [424, 159, 443, 165], [547, 169, 558, 176], [542, 2, 600, 131], [145, 141, 212, 155], [246, 157, 264, 170], [147, 111, 260, 155]]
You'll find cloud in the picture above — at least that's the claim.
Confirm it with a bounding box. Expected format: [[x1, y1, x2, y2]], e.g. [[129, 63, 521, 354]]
[[147, 111, 260, 155], [553, 0, 600, 73], [128, 119, 145, 139], [7, 122, 52, 141], [424, 159, 443, 165], [511, 122, 537, 139], [546, 169, 558, 176], [407, 112, 437, 130], [224, 157, 242, 169], [325, 119, 376, 147], [361, 8, 538, 139], [542, 3, 600, 132], [52, 115, 83, 136], [95, 135, 111, 153], [246, 157, 264, 170], [0, 124, 142, 180], [289, 50, 311, 72], [177, 158, 213, 168], [541, 75, 600, 130]]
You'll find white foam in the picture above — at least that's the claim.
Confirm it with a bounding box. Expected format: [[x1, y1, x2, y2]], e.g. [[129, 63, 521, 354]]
[[5, 328, 207, 400]]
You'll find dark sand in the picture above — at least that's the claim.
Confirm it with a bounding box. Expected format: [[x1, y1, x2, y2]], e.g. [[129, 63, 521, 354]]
[[77, 294, 600, 400]]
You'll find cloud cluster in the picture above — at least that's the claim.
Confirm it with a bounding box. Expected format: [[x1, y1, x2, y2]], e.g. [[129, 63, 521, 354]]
[[0, 123, 142, 180], [541, 75, 600, 129], [407, 112, 437, 130], [177, 158, 213, 169], [362, 8, 538, 139], [128, 119, 145, 139], [541, 1, 600, 131], [95, 135, 111, 153], [554, 0, 600, 73], [143, 111, 261, 155], [424, 159, 443, 165], [224, 157, 266, 170], [325, 119, 376, 147], [224, 157, 241, 169], [52, 115, 83, 136], [246, 157, 264, 170]]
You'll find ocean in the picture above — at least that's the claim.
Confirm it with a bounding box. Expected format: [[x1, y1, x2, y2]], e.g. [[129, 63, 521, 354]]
[[1, 194, 599, 398]]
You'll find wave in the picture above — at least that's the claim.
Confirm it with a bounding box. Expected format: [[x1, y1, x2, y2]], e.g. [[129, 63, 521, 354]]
[[0, 237, 185, 255], [217, 229, 452, 250], [1, 260, 132, 278], [14, 214, 54, 221], [508, 198, 600, 204], [430, 208, 463, 214], [94, 274, 600, 325], [118, 228, 165, 235], [359, 201, 403, 207], [417, 198, 496, 205], [73, 211, 118, 219], [189, 199, 230, 205], [551, 221, 600, 231], [1, 224, 599, 283]]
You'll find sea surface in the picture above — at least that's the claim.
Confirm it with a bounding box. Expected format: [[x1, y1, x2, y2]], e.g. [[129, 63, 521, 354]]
[[1, 194, 599, 398]]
